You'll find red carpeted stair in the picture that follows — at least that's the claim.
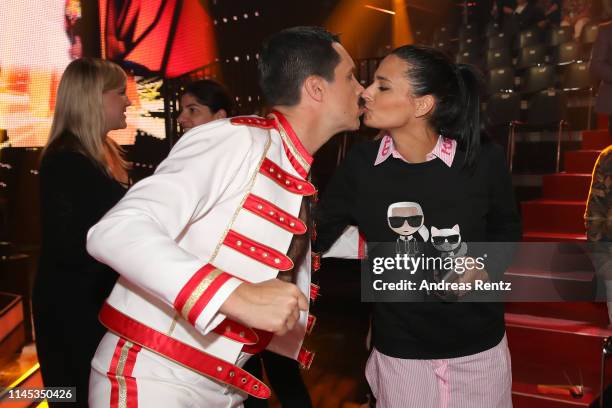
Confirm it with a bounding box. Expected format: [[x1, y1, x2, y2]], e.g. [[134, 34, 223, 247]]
[[508, 128, 612, 407], [521, 130, 611, 242], [564, 150, 604, 173], [541, 173, 592, 201]]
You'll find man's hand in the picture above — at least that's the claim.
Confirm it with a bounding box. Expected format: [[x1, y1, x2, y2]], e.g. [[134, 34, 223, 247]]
[[220, 279, 308, 336]]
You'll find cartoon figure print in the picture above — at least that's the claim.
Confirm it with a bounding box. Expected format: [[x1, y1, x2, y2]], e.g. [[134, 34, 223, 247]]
[[431, 224, 467, 258], [387, 202, 429, 255]]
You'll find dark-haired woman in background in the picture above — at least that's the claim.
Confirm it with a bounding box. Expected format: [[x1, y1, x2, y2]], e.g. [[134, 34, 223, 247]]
[[33, 57, 131, 407], [315, 45, 521, 407], [177, 79, 233, 130]]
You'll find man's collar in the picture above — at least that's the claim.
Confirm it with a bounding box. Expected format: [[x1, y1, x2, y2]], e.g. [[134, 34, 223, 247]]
[[269, 110, 313, 178]]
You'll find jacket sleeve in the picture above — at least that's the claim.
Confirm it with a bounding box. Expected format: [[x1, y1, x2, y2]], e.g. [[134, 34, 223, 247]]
[[585, 147, 612, 276], [87, 120, 256, 334], [591, 26, 612, 84], [313, 147, 360, 257]]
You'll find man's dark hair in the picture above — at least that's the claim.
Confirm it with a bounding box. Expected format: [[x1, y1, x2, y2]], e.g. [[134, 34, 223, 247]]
[[258, 26, 341, 106]]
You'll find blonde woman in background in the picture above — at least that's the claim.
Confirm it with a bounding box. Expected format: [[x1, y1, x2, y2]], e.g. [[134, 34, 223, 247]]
[[32, 57, 131, 407]]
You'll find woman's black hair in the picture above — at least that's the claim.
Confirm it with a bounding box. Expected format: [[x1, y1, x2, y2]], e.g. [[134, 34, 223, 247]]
[[182, 79, 234, 115], [390, 45, 483, 167]]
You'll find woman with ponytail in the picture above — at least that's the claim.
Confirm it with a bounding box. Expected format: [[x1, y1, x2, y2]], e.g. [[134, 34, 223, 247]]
[[315, 45, 521, 407], [33, 58, 131, 407]]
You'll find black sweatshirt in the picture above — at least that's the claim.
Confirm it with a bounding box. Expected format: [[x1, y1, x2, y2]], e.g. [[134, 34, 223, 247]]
[[314, 138, 522, 359]]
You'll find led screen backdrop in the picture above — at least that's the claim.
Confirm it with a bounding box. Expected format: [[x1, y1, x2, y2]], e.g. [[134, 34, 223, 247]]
[[0, 0, 158, 147], [100, 0, 217, 78], [0, 0, 81, 147], [0, 0, 216, 147]]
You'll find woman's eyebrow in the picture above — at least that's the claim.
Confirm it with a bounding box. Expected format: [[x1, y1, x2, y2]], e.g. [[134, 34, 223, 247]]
[[375, 75, 391, 82]]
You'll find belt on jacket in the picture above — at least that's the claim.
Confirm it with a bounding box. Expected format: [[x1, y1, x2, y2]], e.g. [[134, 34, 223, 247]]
[[99, 302, 271, 399]]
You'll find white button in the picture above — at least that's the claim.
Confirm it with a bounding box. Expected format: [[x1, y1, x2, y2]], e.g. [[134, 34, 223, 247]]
[[277, 174, 282, 179], [270, 167, 275, 173], [237, 240, 242, 246], [297, 185, 303, 190], [250, 247, 256, 252], [285, 180, 291, 185], [290, 222, 295, 227], [257, 204, 263, 210], [274, 258, 280, 264], [217, 366, 223, 372], [229, 371, 236, 378], [279, 217, 285, 222], [269, 211, 274, 216], [262, 253, 268, 257]]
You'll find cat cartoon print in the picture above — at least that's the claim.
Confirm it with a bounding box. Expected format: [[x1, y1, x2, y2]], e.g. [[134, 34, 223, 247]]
[[431, 224, 468, 258]]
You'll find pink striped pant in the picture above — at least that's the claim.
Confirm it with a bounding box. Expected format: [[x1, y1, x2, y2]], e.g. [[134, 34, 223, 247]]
[[365, 335, 512, 408]]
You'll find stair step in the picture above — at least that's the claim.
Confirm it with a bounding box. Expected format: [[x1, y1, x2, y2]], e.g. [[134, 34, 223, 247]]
[[0, 363, 42, 408], [0, 293, 25, 366], [564, 150, 601, 173], [0, 344, 43, 407], [522, 231, 586, 242], [512, 381, 595, 407], [542, 173, 592, 201], [506, 312, 612, 340], [522, 200, 586, 235], [505, 302, 609, 326], [581, 129, 611, 150], [510, 241, 594, 272], [0, 293, 23, 343], [506, 313, 612, 393], [505, 266, 595, 301]]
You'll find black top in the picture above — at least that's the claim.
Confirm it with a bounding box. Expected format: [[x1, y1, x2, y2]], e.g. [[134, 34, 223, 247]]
[[37, 149, 125, 284], [33, 138, 126, 402], [314, 139, 522, 359]]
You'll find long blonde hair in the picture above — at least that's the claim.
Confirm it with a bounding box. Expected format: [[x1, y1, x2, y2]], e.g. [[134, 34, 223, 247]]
[[44, 57, 129, 177]]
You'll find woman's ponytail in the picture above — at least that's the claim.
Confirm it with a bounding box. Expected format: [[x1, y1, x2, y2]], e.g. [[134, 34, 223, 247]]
[[455, 64, 482, 168]]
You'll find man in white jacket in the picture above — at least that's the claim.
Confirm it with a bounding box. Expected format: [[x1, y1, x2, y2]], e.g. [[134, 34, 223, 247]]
[[86, 26, 363, 407]]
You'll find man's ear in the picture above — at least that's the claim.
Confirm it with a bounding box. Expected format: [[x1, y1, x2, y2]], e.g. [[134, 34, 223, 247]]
[[303, 75, 325, 103], [214, 109, 228, 120], [414, 94, 435, 118]]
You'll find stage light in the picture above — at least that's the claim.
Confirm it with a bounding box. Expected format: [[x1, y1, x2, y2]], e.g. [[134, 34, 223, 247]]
[[364, 5, 396, 15], [326, 0, 388, 59], [392, 0, 413, 47]]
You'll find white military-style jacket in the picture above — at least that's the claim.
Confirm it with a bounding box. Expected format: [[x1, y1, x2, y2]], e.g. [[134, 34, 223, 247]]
[[87, 112, 319, 399]]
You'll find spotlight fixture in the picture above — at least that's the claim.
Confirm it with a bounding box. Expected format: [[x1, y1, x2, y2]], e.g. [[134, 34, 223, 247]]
[[364, 5, 395, 15]]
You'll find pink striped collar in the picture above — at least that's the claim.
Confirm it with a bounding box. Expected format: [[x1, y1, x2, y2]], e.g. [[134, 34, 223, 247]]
[[374, 134, 457, 167]]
